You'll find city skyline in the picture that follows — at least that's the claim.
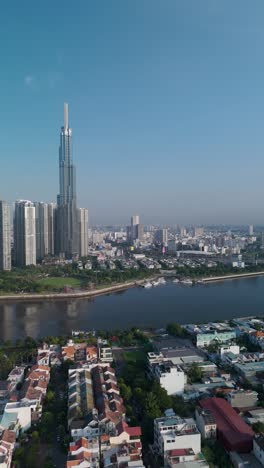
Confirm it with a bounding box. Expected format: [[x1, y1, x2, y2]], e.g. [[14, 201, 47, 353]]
[[1, 2, 264, 224]]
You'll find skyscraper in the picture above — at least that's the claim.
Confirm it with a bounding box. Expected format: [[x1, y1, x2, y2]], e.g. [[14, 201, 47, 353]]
[[14, 200, 36, 267], [47, 203, 56, 256], [249, 225, 254, 236], [78, 208, 88, 257], [34, 202, 48, 261], [56, 103, 78, 258], [0, 201, 11, 271]]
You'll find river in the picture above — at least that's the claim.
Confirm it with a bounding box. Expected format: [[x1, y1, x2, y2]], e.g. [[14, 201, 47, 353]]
[[0, 277, 263, 341]]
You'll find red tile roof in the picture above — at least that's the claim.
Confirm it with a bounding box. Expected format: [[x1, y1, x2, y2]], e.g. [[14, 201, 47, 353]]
[[200, 397, 253, 453]]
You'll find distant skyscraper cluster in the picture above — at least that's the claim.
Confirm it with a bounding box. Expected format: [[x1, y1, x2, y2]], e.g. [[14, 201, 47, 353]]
[[0, 104, 89, 270]]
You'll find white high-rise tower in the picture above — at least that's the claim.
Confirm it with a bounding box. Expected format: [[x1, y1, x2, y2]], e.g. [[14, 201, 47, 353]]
[[14, 200, 36, 267], [0, 201, 11, 271]]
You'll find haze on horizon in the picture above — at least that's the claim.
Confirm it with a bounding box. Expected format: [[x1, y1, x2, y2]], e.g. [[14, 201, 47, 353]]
[[1, 1, 264, 226]]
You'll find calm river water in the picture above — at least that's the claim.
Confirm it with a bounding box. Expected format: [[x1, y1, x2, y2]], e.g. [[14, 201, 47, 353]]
[[0, 277, 263, 341]]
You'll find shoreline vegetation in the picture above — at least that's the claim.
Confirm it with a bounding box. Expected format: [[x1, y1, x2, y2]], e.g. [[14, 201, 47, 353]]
[[0, 270, 264, 302]]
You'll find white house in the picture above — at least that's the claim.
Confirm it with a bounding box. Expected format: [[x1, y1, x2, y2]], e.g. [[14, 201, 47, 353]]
[[150, 362, 186, 395], [154, 413, 201, 462]]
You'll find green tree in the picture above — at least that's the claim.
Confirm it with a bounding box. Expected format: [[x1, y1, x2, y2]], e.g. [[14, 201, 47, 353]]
[[187, 363, 202, 383], [252, 421, 264, 433], [166, 323, 186, 337]]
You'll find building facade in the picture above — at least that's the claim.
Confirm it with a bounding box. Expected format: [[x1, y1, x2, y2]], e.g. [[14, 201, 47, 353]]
[[154, 414, 201, 462], [0, 201, 11, 271], [14, 200, 36, 267], [78, 208, 88, 257], [34, 202, 48, 261], [47, 203, 56, 256]]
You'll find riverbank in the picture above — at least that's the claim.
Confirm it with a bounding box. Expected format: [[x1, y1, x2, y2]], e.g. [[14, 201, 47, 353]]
[[0, 276, 158, 302], [202, 271, 264, 283]]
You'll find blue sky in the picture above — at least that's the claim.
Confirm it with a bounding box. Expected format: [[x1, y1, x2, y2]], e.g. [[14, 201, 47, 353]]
[[1, 1, 264, 225]]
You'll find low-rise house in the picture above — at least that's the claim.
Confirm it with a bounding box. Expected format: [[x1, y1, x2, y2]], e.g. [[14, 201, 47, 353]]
[[0, 438, 14, 468], [109, 421, 142, 446], [195, 407, 217, 440], [0, 384, 10, 416], [102, 442, 144, 468], [7, 367, 25, 386], [221, 351, 239, 365], [227, 389, 258, 409], [66, 437, 100, 468], [219, 344, 240, 356], [98, 341, 113, 363], [253, 433, 264, 466], [154, 413, 201, 463], [0, 400, 40, 434], [68, 368, 95, 430]]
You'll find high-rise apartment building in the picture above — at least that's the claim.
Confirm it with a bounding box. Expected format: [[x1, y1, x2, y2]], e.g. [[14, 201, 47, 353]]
[[56, 103, 78, 258], [128, 215, 144, 242], [78, 208, 88, 257], [0, 201, 11, 271], [34, 202, 49, 261], [131, 215, 139, 226], [14, 200, 36, 267], [155, 228, 168, 246], [47, 203, 56, 256], [249, 225, 254, 236]]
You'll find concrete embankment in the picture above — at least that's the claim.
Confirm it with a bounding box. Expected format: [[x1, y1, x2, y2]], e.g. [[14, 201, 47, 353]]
[[0, 277, 155, 302], [202, 271, 264, 283]]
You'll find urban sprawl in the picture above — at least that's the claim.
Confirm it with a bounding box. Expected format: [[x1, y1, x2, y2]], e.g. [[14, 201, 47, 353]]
[[2, 319, 264, 466]]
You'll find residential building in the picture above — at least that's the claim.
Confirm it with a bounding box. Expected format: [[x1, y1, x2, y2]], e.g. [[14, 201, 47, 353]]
[[155, 228, 168, 246], [200, 397, 254, 452], [56, 103, 79, 258], [149, 361, 186, 395], [154, 413, 201, 462], [253, 434, 264, 466], [0, 202, 11, 271], [66, 437, 100, 468], [98, 340, 113, 363], [68, 368, 95, 430], [13, 200, 36, 267], [249, 225, 254, 236], [227, 389, 258, 409], [196, 330, 236, 348], [78, 207, 88, 257], [219, 345, 240, 356], [0, 400, 40, 434], [195, 408, 217, 440], [0, 434, 15, 468], [47, 203, 56, 256], [34, 202, 49, 261]]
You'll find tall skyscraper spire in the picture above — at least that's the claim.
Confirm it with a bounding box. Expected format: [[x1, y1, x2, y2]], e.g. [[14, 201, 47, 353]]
[[56, 103, 78, 258], [64, 102, 68, 130]]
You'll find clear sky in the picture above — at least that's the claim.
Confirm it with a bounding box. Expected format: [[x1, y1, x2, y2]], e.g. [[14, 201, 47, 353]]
[[1, 1, 264, 225]]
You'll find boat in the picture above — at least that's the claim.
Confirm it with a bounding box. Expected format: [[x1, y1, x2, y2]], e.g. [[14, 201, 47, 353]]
[[159, 277, 166, 284], [181, 279, 193, 285], [152, 280, 160, 287], [143, 281, 152, 288]]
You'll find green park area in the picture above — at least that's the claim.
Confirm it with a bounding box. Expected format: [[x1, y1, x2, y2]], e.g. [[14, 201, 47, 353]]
[[37, 276, 82, 290]]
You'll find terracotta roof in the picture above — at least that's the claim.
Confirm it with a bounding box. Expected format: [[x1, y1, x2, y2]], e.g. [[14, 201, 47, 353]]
[[1, 430, 16, 444]]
